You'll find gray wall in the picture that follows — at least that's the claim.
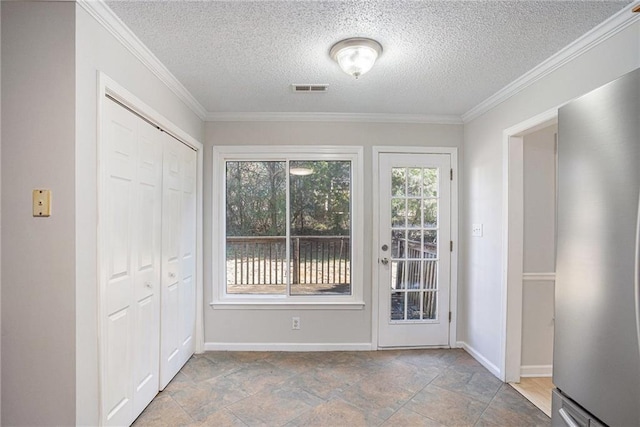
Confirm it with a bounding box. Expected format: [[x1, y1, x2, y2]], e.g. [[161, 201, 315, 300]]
[[462, 21, 640, 375], [521, 124, 556, 369], [75, 5, 204, 424], [204, 121, 463, 345], [1, 2, 76, 424]]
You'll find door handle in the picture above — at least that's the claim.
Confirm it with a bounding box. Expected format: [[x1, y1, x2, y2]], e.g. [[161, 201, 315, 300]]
[[558, 408, 580, 427], [380, 258, 389, 265]]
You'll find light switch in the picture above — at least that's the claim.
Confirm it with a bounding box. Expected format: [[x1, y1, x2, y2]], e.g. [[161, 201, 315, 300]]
[[472, 223, 483, 237], [33, 189, 51, 217]]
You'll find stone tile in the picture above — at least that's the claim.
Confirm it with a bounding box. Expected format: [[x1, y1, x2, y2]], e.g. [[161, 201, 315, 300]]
[[227, 385, 324, 426], [283, 367, 358, 400], [382, 407, 445, 426], [170, 376, 249, 421], [195, 408, 247, 426], [265, 351, 324, 373], [180, 355, 226, 383], [163, 371, 195, 395], [337, 374, 417, 420], [431, 367, 502, 403], [223, 360, 295, 395], [404, 384, 488, 426], [371, 359, 440, 393], [286, 398, 385, 427], [395, 349, 461, 369], [132, 393, 196, 427], [476, 384, 550, 427]]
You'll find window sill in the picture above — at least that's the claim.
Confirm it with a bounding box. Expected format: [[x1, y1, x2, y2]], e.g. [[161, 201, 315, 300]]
[[209, 301, 366, 310]]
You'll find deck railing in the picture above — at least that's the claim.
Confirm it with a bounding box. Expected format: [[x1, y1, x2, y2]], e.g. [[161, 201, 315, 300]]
[[226, 236, 350, 286]]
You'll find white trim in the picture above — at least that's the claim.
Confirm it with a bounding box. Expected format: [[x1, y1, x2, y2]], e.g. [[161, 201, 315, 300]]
[[520, 365, 553, 377], [206, 112, 463, 125], [97, 73, 205, 423], [523, 273, 556, 282], [203, 342, 373, 352], [501, 107, 559, 384], [459, 341, 501, 378], [211, 145, 364, 306], [371, 146, 459, 349], [462, 4, 640, 123], [78, 0, 207, 120], [210, 302, 365, 310]]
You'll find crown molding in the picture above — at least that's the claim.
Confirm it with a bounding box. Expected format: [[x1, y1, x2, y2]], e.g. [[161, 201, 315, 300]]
[[77, 0, 208, 120], [462, 3, 640, 123], [206, 112, 463, 125]]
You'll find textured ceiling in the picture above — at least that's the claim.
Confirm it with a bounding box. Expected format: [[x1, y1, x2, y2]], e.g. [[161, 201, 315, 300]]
[[106, 0, 632, 116]]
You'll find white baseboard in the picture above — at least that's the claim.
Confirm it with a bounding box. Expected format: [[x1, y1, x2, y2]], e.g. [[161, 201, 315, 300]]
[[203, 342, 374, 352], [457, 341, 502, 378], [520, 364, 553, 377]]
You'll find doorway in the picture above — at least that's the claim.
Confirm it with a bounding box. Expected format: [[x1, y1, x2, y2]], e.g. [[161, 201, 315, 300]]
[[502, 110, 558, 416], [374, 148, 458, 348]]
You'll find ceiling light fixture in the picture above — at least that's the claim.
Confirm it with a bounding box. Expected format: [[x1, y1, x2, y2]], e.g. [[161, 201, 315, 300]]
[[330, 37, 383, 79]]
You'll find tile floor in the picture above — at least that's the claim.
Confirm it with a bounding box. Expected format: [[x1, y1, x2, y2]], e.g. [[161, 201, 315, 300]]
[[133, 349, 550, 426]]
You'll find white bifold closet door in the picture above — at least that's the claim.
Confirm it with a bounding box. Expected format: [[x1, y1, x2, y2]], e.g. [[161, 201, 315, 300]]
[[160, 131, 197, 389], [101, 98, 196, 426]]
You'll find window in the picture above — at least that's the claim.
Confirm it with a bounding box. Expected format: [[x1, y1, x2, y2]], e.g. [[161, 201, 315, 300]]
[[212, 146, 363, 307]]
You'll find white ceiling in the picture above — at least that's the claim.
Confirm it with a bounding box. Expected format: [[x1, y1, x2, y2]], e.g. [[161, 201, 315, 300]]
[[105, 0, 632, 118]]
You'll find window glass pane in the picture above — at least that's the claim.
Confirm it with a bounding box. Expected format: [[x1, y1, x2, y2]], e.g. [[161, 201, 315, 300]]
[[391, 229, 406, 259], [424, 230, 438, 258], [423, 291, 437, 320], [391, 292, 405, 320], [391, 198, 405, 228], [391, 167, 406, 196], [407, 292, 421, 319], [225, 161, 286, 294], [407, 199, 421, 228], [407, 168, 422, 196], [289, 160, 351, 295], [423, 168, 438, 197], [423, 199, 437, 228]]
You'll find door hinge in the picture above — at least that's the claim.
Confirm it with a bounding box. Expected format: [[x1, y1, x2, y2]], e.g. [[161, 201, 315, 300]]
[[450, 241, 453, 252], [449, 311, 452, 323], [450, 168, 453, 181]]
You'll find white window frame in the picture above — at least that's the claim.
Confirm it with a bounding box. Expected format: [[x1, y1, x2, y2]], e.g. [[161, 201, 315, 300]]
[[210, 145, 365, 310]]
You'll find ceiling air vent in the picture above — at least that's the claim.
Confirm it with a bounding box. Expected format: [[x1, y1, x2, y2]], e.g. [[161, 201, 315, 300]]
[[291, 84, 329, 93]]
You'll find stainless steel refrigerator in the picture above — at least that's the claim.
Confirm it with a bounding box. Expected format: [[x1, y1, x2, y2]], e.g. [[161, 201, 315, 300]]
[[553, 68, 640, 426]]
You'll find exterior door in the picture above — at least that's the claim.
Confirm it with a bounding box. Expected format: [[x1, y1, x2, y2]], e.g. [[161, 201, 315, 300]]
[[160, 133, 197, 389], [377, 153, 451, 347], [101, 99, 162, 426]]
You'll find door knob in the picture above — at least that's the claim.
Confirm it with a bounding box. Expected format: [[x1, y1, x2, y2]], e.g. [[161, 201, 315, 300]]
[[380, 258, 389, 265], [145, 281, 152, 288], [169, 272, 176, 278]]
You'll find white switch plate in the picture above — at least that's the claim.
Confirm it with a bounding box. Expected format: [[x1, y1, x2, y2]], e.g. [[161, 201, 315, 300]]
[[472, 223, 483, 237], [33, 189, 52, 217]]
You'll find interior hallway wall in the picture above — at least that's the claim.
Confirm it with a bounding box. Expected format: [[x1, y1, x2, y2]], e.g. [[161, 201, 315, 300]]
[[461, 19, 640, 376], [204, 121, 463, 346], [1, 3, 76, 424], [521, 124, 557, 372], [75, 4, 204, 425]]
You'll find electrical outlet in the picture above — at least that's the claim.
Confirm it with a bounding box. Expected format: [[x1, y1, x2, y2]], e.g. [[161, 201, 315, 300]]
[[292, 317, 300, 330], [472, 223, 483, 237]]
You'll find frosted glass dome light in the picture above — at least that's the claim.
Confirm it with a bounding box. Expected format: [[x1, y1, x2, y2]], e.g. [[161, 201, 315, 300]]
[[330, 38, 383, 79]]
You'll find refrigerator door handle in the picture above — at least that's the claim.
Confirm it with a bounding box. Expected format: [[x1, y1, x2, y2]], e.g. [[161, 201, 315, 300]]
[[635, 193, 640, 363], [559, 408, 580, 427]]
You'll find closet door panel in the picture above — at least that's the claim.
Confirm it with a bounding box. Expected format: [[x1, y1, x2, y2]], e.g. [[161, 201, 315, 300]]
[[160, 135, 197, 388], [102, 100, 137, 426], [132, 117, 163, 415]]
